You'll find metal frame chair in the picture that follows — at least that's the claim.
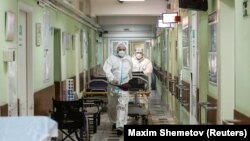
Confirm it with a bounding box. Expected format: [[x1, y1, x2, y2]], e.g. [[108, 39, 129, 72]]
[[51, 98, 86, 141]]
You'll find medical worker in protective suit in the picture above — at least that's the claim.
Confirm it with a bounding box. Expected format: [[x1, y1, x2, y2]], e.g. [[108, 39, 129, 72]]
[[131, 47, 153, 110], [103, 42, 133, 136], [132, 47, 153, 76]]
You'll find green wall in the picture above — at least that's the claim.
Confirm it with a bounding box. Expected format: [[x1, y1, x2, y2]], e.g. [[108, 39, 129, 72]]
[[23, 0, 95, 90], [235, 0, 250, 117], [88, 29, 97, 68], [198, 12, 209, 103], [0, 0, 18, 105], [0, 0, 96, 106], [31, 2, 77, 90], [32, 4, 56, 91], [19, 0, 84, 91]]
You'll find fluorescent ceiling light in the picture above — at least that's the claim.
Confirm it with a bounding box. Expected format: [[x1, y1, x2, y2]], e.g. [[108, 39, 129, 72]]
[[120, 0, 145, 1]]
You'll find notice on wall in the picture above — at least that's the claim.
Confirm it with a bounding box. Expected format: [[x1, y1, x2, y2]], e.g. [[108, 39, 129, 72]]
[[44, 49, 50, 82], [208, 11, 217, 85], [43, 10, 50, 49], [182, 16, 190, 69]]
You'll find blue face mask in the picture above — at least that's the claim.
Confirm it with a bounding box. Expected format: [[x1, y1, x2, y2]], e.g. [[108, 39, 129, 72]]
[[118, 50, 126, 57]]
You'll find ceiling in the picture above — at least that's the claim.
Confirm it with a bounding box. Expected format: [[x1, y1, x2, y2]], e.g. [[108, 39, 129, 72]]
[[90, 0, 169, 38]]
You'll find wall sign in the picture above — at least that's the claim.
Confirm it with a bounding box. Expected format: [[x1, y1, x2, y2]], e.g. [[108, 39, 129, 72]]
[[208, 11, 217, 85], [182, 16, 190, 69], [5, 11, 16, 41]]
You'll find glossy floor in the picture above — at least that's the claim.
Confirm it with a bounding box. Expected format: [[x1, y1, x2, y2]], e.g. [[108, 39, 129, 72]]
[[90, 90, 177, 141], [57, 90, 177, 140]]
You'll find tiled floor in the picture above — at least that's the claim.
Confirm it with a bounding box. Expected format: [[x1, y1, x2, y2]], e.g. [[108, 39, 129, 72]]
[[57, 90, 177, 141], [89, 90, 177, 141]]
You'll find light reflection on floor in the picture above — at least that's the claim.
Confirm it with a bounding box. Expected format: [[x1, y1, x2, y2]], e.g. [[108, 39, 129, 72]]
[[89, 90, 177, 141], [58, 90, 177, 141]]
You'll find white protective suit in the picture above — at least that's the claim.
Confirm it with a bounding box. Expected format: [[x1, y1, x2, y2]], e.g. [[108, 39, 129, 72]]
[[131, 47, 153, 110], [132, 48, 153, 76], [103, 42, 133, 130]]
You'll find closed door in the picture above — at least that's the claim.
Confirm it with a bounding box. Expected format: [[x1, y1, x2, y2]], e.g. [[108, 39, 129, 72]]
[[18, 9, 34, 116], [18, 10, 28, 115]]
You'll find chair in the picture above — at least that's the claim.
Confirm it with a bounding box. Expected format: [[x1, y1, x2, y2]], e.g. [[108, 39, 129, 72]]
[[51, 98, 86, 141]]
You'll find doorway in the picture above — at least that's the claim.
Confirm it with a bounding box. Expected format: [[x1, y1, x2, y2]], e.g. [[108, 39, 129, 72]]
[[17, 3, 33, 116], [53, 28, 62, 100]]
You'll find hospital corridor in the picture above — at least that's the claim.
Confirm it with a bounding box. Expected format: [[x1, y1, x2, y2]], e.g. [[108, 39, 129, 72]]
[[0, 0, 250, 141]]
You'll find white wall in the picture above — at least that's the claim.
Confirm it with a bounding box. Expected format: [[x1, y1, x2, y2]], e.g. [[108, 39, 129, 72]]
[[90, 0, 167, 17]]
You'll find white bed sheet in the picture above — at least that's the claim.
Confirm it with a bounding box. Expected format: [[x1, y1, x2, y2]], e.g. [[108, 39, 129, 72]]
[[0, 116, 58, 141]]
